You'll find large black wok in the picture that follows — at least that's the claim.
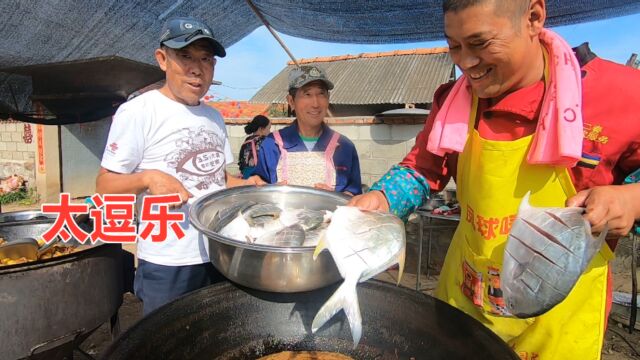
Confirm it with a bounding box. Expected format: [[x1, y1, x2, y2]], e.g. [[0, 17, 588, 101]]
[[103, 280, 518, 359], [0, 210, 128, 360]]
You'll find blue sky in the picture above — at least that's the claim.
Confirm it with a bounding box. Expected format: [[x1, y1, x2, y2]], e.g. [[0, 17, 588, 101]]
[[211, 13, 640, 101]]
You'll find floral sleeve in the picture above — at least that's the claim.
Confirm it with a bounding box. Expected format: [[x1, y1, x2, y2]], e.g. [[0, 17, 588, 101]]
[[370, 164, 430, 221]]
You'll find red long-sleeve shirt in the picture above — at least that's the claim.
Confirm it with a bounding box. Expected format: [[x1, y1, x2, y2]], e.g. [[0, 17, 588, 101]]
[[401, 56, 640, 194]]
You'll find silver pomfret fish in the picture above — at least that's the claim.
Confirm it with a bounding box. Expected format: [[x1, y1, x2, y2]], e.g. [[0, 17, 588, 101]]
[[218, 203, 331, 247], [311, 206, 405, 348], [502, 192, 607, 318]]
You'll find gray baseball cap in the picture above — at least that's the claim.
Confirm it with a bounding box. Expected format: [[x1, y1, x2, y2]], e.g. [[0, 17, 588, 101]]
[[288, 65, 334, 91], [160, 17, 226, 57]]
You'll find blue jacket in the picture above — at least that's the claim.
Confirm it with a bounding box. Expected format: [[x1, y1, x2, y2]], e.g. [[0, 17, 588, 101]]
[[254, 121, 362, 195]]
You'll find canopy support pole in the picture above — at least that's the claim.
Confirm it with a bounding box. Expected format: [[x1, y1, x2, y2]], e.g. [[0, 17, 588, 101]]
[[245, 0, 299, 67], [245, 0, 334, 118]]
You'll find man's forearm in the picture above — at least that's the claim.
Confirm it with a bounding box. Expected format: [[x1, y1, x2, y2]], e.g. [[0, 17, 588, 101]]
[[225, 171, 266, 188], [225, 171, 244, 187], [95, 168, 148, 195]]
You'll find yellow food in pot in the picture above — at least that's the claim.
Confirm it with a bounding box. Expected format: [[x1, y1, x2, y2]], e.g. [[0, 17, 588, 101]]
[[258, 352, 354, 360], [0, 242, 79, 266]]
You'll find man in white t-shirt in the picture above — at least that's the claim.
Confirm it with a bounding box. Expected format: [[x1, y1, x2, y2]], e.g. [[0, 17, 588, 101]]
[[97, 16, 264, 315]]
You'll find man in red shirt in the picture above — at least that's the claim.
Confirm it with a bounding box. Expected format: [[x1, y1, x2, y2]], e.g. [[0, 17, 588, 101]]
[[351, 0, 640, 358]]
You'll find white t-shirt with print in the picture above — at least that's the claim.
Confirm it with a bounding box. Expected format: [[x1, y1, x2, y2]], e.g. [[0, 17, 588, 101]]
[[101, 90, 233, 266]]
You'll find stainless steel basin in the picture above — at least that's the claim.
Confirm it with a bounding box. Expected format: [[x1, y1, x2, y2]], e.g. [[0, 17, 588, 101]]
[[189, 185, 347, 292]]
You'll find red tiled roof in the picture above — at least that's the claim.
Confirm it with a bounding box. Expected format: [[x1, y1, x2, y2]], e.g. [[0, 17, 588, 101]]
[[207, 101, 270, 119]]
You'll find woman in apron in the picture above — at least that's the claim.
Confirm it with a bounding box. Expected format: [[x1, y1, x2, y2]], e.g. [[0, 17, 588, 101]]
[[253, 65, 363, 196]]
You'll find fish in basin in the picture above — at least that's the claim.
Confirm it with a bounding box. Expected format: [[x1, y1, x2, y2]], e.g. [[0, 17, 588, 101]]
[[217, 202, 331, 247]]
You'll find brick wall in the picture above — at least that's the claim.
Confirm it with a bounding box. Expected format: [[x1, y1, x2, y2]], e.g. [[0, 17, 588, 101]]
[[224, 116, 423, 189], [0, 120, 37, 187]]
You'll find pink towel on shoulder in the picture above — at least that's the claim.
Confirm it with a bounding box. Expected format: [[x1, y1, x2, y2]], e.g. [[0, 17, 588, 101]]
[[427, 29, 583, 167]]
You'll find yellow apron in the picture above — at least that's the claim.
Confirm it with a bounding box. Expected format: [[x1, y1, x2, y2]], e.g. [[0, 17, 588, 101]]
[[434, 96, 614, 360]]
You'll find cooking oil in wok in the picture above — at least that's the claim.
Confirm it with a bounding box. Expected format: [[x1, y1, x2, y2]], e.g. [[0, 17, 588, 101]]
[[258, 351, 354, 360]]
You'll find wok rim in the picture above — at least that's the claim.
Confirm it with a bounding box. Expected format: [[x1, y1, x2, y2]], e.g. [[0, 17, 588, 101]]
[[102, 280, 520, 360], [0, 209, 108, 274]]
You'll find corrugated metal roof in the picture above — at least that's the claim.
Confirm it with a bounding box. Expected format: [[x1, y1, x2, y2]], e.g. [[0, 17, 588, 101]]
[[250, 48, 454, 105]]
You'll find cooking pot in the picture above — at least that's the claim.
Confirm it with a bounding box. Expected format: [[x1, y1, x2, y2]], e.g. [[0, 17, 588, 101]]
[[0, 210, 125, 360]]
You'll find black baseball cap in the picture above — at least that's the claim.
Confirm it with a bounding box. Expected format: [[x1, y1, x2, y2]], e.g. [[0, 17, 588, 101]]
[[159, 17, 226, 57]]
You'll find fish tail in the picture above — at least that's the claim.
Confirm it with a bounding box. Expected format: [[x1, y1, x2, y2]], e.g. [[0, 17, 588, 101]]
[[580, 224, 609, 271], [312, 275, 362, 348], [596, 224, 608, 243], [397, 245, 406, 286], [313, 232, 328, 260], [518, 191, 533, 214]]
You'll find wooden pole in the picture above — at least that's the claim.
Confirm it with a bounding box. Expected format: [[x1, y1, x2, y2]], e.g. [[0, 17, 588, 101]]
[[626, 53, 638, 68], [245, 0, 299, 67], [245, 0, 334, 118]]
